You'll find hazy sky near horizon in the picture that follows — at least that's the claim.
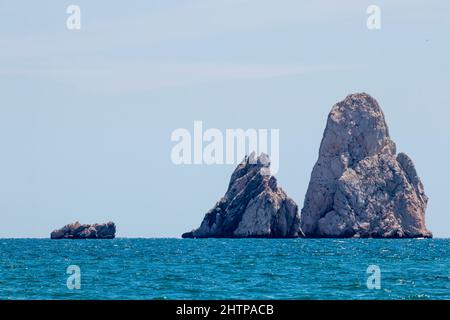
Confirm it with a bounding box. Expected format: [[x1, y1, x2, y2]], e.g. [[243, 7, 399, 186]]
[[1, 0, 449, 237]]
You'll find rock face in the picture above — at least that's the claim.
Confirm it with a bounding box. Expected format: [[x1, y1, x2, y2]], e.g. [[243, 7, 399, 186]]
[[51, 221, 116, 239], [182, 153, 303, 238], [301, 93, 431, 238]]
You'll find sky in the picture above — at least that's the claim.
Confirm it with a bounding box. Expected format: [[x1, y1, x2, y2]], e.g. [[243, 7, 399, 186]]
[[0, 0, 449, 238]]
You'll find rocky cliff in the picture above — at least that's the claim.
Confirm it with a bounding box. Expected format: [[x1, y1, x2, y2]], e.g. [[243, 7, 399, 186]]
[[51, 221, 116, 239], [301, 93, 431, 238], [182, 153, 303, 238]]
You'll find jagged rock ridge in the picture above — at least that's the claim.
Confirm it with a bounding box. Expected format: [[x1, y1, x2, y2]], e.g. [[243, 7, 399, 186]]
[[301, 93, 431, 238], [182, 153, 303, 238], [51, 221, 116, 239]]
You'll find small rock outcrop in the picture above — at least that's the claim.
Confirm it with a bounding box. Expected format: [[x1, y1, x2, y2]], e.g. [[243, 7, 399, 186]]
[[301, 93, 431, 238], [182, 153, 303, 238], [51, 221, 116, 239]]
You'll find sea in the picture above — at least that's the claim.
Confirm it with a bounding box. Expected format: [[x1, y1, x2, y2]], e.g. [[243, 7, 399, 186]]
[[0, 238, 449, 300]]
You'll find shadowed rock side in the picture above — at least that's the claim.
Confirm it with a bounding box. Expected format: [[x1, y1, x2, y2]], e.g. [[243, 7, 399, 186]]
[[301, 93, 431, 238], [51, 221, 116, 239], [183, 153, 303, 238]]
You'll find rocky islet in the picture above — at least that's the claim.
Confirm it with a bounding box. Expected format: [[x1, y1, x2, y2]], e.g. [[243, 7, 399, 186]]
[[184, 93, 431, 238], [51, 221, 116, 239]]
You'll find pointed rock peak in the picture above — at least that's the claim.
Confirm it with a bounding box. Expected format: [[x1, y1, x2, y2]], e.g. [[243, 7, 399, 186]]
[[321, 92, 395, 162], [337, 93, 386, 121], [302, 93, 431, 238], [257, 152, 271, 166], [342, 92, 379, 108], [229, 152, 272, 189], [242, 152, 271, 168], [183, 153, 302, 238]]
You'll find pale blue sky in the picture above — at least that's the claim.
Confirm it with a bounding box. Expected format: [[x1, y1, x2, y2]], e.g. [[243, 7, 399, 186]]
[[0, 0, 449, 237]]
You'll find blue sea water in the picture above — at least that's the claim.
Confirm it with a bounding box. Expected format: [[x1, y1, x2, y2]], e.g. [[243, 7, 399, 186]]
[[0, 238, 449, 300]]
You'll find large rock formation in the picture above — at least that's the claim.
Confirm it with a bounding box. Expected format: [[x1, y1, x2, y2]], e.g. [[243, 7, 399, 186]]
[[301, 93, 431, 238], [51, 221, 116, 239], [182, 153, 303, 238]]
